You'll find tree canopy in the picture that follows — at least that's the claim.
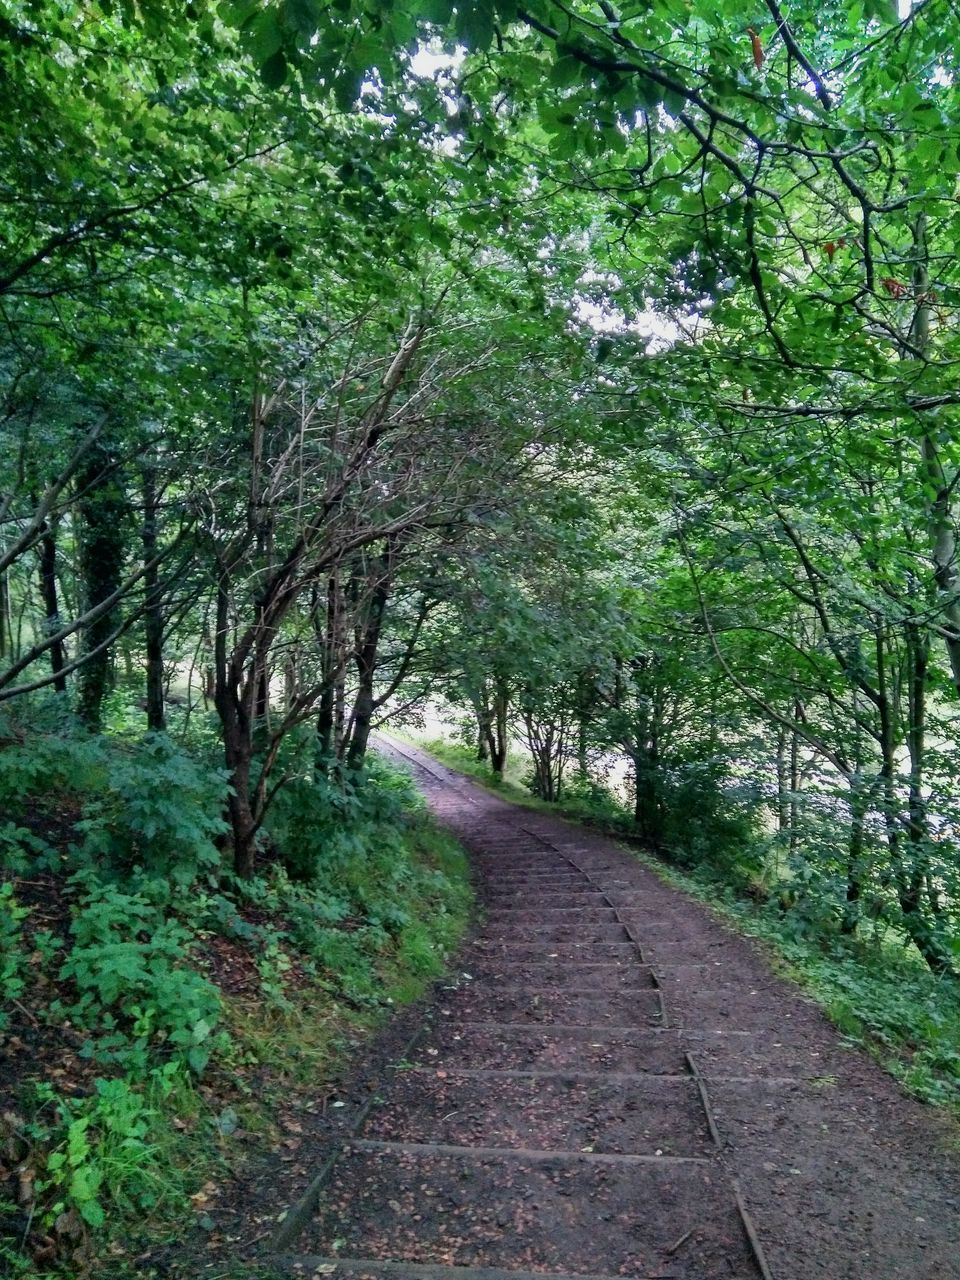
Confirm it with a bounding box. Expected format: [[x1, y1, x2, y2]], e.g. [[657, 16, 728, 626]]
[[1, 0, 959, 972]]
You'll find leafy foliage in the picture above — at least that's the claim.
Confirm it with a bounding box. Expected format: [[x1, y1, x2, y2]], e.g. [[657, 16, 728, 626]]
[[5, 0, 960, 1267], [57, 877, 225, 1075], [0, 882, 28, 1031], [76, 735, 230, 885], [0, 718, 471, 1269], [32, 1073, 176, 1230]]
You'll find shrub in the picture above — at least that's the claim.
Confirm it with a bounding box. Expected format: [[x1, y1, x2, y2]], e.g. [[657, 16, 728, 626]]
[[31, 1069, 184, 1231], [655, 758, 764, 885], [77, 734, 229, 886], [0, 734, 108, 815], [0, 822, 58, 874], [58, 879, 225, 1074], [0, 882, 28, 1031]]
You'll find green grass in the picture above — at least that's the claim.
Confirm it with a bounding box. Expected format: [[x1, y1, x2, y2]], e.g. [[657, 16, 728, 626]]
[[405, 736, 561, 807]]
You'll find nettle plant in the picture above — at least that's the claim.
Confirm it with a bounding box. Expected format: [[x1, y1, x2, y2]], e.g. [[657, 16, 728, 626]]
[[57, 877, 226, 1074], [0, 881, 29, 1032], [31, 1070, 182, 1231]]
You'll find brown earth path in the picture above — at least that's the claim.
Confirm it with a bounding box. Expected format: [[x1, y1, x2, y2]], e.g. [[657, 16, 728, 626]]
[[264, 735, 960, 1280]]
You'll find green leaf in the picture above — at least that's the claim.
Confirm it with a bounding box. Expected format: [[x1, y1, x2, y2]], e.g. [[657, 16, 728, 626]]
[[455, 0, 495, 50], [284, 0, 321, 38], [79, 1198, 105, 1228], [187, 1045, 211, 1073], [260, 49, 289, 89], [863, 0, 896, 20], [249, 9, 284, 61], [420, 0, 455, 22], [549, 56, 582, 88], [218, 0, 260, 26]]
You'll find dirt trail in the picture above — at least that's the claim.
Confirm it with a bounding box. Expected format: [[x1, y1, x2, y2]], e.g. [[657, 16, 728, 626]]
[[265, 736, 960, 1280]]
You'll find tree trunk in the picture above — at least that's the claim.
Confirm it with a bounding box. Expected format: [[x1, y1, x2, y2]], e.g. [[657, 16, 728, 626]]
[[346, 543, 392, 772], [472, 691, 494, 763], [284, 654, 298, 712], [37, 516, 67, 694], [632, 747, 662, 845], [226, 743, 257, 878], [333, 668, 346, 758], [906, 619, 929, 857], [577, 713, 589, 778], [77, 441, 127, 730], [213, 572, 258, 877], [896, 622, 952, 970], [841, 776, 868, 935], [317, 679, 335, 767], [253, 660, 269, 735], [488, 676, 509, 777], [775, 725, 788, 835], [789, 703, 801, 856], [316, 572, 343, 771], [0, 563, 9, 661], [141, 465, 165, 731], [347, 674, 376, 771], [201, 621, 215, 708]]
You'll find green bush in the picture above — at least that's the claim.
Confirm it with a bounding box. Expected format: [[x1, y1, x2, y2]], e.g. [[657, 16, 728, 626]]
[[0, 882, 29, 1031], [58, 878, 225, 1074], [31, 1068, 185, 1231], [553, 774, 627, 824], [77, 734, 229, 886], [0, 728, 474, 1275], [0, 733, 108, 815], [0, 728, 229, 886], [249, 759, 470, 1005], [0, 821, 58, 874], [650, 759, 763, 885]]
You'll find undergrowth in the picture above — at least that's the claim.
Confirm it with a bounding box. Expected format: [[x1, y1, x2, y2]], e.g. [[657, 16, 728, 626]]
[[418, 734, 960, 1112], [633, 851, 960, 1111], [0, 713, 471, 1278]]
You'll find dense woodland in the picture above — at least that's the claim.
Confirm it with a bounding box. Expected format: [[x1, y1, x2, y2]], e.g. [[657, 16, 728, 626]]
[[2, 0, 960, 1272]]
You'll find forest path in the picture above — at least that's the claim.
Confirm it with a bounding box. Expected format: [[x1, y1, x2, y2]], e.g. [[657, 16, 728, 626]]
[[269, 735, 960, 1280]]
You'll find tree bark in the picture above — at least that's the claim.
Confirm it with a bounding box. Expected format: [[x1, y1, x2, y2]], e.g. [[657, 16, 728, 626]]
[[316, 572, 343, 771], [0, 565, 8, 661], [141, 464, 165, 731], [214, 575, 258, 878], [775, 725, 788, 836], [77, 441, 127, 730], [789, 702, 801, 856], [488, 676, 509, 776], [37, 516, 67, 694], [841, 775, 869, 935], [346, 551, 391, 772]]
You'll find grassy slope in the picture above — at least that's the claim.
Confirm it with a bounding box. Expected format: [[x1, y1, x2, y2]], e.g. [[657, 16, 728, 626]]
[[0, 732, 472, 1279]]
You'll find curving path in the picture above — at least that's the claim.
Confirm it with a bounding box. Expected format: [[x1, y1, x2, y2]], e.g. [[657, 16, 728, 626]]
[[268, 735, 960, 1280]]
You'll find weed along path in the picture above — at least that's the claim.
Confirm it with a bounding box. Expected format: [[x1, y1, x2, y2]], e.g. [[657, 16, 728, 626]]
[[263, 736, 960, 1280]]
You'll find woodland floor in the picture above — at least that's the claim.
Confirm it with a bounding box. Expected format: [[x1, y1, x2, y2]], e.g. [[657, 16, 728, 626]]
[[177, 735, 960, 1280]]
